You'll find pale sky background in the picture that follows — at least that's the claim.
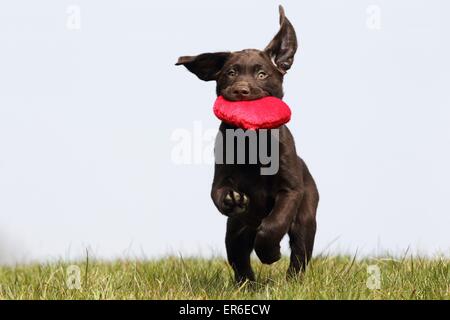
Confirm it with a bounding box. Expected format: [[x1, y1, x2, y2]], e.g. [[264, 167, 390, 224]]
[[0, 0, 449, 265]]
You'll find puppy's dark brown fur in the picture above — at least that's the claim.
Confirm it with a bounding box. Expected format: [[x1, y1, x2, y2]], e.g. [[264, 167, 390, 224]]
[[176, 6, 319, 283]]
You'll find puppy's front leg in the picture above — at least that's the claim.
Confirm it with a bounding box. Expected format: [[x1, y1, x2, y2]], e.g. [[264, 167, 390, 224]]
[[211, 163, 249, 217], [254, 190, 302, 264]]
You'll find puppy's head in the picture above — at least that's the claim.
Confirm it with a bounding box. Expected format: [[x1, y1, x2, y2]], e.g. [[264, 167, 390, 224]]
[[176, 6, 297, 101]]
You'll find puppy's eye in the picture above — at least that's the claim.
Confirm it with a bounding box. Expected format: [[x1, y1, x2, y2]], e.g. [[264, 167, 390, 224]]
[[227, 70, 237, 77], [257, 71, 268, 80]]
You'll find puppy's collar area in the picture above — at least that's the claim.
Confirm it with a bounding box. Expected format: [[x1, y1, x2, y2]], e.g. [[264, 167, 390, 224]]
[[213, 96, 292, 130]]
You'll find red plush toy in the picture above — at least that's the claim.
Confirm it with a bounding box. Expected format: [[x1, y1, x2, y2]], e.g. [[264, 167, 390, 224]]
[[213, 96, 291, 130]]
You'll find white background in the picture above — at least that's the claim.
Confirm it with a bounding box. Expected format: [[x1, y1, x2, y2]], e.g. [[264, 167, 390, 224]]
[[0, 0, 449, 264]]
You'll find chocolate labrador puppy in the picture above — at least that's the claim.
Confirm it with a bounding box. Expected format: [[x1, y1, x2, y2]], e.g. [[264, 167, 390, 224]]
[[176, 6, 319, 283]]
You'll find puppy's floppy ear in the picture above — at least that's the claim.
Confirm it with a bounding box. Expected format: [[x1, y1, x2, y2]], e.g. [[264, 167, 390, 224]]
[[265, 6, 298, 74], [175, 52, 231, 81]]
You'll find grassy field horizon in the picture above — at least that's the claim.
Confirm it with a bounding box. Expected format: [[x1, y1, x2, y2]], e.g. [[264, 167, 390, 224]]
[[0, 255, 448, 300]]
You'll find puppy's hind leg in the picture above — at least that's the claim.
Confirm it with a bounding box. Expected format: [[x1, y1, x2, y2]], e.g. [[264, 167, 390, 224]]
[[287, 178, 319, 278], [225, 217, 257, 284]]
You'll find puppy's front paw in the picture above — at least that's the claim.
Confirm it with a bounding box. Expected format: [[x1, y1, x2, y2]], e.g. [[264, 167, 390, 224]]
[[220, 189, 249, 216]]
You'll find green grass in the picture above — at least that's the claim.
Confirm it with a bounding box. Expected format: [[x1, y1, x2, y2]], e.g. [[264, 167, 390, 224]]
[[0, 255, 448, 300]]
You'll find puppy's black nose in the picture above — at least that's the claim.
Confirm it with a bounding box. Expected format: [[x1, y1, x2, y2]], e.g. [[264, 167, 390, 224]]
[[233, 86, 250, 97]]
